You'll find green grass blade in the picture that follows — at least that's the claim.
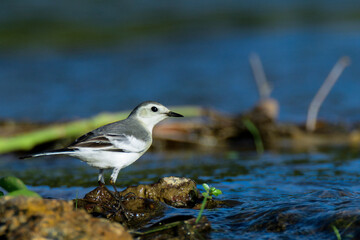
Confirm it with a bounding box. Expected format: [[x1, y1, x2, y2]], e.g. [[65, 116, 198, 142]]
[[242, 118, 264, 154], [331, 225, 342, 240]]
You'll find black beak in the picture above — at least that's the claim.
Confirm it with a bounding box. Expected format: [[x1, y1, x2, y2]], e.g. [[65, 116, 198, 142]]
[[167, 111, 184, 117]]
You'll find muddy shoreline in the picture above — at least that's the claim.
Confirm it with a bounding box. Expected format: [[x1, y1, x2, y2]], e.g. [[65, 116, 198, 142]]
[[1, 176, 225, 239]]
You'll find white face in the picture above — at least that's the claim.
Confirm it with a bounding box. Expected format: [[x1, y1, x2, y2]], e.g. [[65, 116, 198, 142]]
[[136, 103, 170, 129]]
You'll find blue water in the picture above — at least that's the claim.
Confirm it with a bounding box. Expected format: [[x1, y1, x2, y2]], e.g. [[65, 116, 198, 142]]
[[2, 147, 360, 239], [1, 26, 360, 124]]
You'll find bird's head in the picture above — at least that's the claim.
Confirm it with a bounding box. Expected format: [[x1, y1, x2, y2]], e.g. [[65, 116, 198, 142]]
[[129, 101, 183, 131]]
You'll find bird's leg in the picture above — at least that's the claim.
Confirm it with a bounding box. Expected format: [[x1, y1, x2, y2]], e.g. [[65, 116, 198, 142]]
[[109, 168, 131, 220], [98, 169, 105, 186], [97, 169, 122, 204], [110, 168, 121, 197], [109, 178, 120, 197], [97, 169, 119, 201], [109, 168, 137, 199]]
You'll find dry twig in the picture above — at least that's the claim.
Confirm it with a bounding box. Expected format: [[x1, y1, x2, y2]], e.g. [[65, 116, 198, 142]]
[[306, 56, 351, 132], [249, 53, 272, 100]]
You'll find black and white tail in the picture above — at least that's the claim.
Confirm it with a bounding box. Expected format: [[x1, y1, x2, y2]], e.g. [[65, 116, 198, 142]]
[[20, 149, 74, 159]]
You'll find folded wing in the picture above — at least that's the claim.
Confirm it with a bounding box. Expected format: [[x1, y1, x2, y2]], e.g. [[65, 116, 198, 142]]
[[68, 133, 148, 153]]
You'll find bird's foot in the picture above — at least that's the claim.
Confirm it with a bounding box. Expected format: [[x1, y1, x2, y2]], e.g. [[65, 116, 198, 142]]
[[98, 180, 105, 187], [108, 180, 131, 221], [109, 179, 123, 200]]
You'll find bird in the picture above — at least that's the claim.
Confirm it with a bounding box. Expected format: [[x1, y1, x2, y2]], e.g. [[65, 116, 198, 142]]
[[21, 101, 184, 192]]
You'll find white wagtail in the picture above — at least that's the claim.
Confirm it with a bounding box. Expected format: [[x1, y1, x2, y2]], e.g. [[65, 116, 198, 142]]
[[21, 101, 183, 192]]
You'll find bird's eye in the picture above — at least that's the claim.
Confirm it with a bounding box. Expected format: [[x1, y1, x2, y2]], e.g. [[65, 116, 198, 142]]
[[151, 106, 158, 112]]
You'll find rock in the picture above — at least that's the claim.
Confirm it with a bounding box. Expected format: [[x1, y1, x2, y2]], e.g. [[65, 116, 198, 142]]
[[76, 177, 226, 228], [0, 176, 27, 192], [0, 176, 41, 198], [0, 196, 132, 240], [120, 176, 200, 208], [77, 185, 166, 228]]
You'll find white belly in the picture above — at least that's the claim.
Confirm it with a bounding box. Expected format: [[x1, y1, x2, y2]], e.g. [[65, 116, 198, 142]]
[[71, 149, 143, 170]]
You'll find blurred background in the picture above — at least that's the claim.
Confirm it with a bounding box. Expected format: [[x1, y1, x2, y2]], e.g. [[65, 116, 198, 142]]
[[1, 0, 360, 124], [2, 2, 360, 238]]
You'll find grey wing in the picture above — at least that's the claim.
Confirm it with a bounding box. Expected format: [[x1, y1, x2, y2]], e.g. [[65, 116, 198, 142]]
[[69, 132, 97, 147], [68, 133, 148, 153]]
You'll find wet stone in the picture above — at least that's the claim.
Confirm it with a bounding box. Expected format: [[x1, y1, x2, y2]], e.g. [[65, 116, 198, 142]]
[[120, 176, 200, 208], [76, 185, 166, 228], [76, 177, 225, 231], [0, 196, 132, 240]]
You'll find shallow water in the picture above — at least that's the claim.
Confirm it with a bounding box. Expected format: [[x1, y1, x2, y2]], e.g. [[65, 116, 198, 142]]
[[2, 147, 360, 239]]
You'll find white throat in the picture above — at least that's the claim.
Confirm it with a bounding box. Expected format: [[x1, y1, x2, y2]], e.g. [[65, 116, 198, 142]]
[[136, 115, 167, 133]]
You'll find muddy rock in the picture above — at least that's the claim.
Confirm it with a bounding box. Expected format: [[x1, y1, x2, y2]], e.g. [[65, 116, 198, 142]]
[[77, 185, 166, 228], [0, 196, 132, 240], [77, 177, 225, 228], [120, 176, 200, 208]]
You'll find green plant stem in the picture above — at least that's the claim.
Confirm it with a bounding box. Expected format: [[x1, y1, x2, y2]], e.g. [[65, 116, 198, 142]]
[[196, 195, 208, 224], [130, 221, 182, 235], [242, 118, 264, 154], [331, 225, 342, 240], [75, 191, 78, 210]]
